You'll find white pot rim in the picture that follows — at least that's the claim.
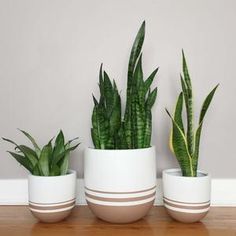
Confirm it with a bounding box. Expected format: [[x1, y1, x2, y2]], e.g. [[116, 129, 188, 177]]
[[86, 145, 155, 152], [163, 168, 210, 179], [28, 169, 76, 179]]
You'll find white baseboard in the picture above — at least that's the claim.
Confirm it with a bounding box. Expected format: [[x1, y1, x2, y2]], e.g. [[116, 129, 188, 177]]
[[0, 178, 236, 206]]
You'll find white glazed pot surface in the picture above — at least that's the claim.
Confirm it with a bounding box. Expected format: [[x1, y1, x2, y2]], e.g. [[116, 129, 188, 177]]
[[84, 147, 156, 223], [162, 168, 211, 223], [28, 170, 76, 223]]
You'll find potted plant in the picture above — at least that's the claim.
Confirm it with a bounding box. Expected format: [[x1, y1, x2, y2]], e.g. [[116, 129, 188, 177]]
[[3, 130, 80, 223], [163, 51, 218, 223], [84, 21, 158, 223]]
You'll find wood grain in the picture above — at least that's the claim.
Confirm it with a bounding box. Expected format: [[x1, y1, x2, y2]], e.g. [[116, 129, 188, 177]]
[[0, 206, 235, 236]]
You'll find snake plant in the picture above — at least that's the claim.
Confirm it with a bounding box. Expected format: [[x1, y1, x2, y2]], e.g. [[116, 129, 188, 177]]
[[2, 130, 80, 176], [91, 21, 158, 149], [166, 51, 218, 177]]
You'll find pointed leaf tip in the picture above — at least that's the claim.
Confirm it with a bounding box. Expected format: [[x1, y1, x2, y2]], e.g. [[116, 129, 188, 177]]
[[92, 95, 98, 105], [165, 108, 171, 116]]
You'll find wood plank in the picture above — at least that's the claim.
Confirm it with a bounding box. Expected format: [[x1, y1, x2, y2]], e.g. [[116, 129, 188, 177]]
[[0, 206, 235, 236]]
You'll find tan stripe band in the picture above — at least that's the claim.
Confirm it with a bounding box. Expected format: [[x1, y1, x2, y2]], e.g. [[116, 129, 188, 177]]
[[29, 198, 76, 206], [85, 186, 156, 194], [163, 197, 210, 205], [85, 192, 156, 202], [164, 200, 210, 210], [29, 201, 75, 211]]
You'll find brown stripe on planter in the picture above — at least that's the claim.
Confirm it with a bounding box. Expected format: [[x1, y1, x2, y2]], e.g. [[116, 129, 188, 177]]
[[85, 186, 156, 194], [85, 192, 155, 202], [166, 208, 209, 223], [29, 198, 76, 206], [29, 201, 75, 211], [163, 200, 210, 210], [30, 209, 72, 223], [163, 197, 210, 205], [87, 199, 154, 224]]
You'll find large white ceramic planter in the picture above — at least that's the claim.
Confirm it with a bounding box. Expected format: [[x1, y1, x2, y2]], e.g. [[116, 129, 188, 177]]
[[162, 168, 211, 223], [28, 170, 76, 223], [84, 146, 156, 223]]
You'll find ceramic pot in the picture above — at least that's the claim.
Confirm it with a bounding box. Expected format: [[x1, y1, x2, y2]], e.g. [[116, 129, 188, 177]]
[[162, 168, 211, 223], [84, 147, 156, 223], [28, 170, 76, 223]]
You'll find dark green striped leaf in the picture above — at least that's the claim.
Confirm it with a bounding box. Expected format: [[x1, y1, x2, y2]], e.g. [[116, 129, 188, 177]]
[[143, 108, 152, 148], [181, 53, 194, 156], [174, 92, 185, 133], [199, 84, 219, 124], [146, 88, 157, 109], [182, 50, 192, 90], [193, 84, 219, 170], [144, 67, 159, 95], [166, 109, 194, 177]]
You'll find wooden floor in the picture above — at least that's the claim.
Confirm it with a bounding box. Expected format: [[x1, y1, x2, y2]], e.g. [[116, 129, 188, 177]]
[[0, 206, 236, 236]]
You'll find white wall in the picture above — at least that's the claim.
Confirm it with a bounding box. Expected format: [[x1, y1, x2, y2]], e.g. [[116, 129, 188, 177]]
[[0, 0, 235, 178]]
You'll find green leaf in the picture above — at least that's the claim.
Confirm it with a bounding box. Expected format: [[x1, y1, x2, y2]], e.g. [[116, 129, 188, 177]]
[[116, 122, 127, 149], [32, 163, 41, 176], [180, 75, 189, 108], [143, 107, 152, 148], [193, 84, 219, 171], [3, 137, 39, 169], [2, 137, 18, 146], [130, 89, 137, 148], [99, 64, 105, 104], [65, 137, 79, 146], [39, 142, 52, 176], [92, 103, 109, 149], [146, 88, 157, 108], [50, 164, 60, 176], [18, 129, 41, 157], [91, 128, 100, 149], [181, 52, 194, 156], [135, 99, 145, 148], [16, 145, 38, 168], [52, 142, 80, 169], [60, 142, 70, 175], [66, 143, 80, 151], [127, 21, 145, 91], [124, 22, 145, 149], [109, 85, 121, 137], [166, 109, 194, 177], [60, 156, 69, 175], [55, 130, 65, 147], [174, 92, 185, 133], [133, 54, 144, 88], [133, 54, 145, 114], [199, 84, 219, 124], [52, 131, 65, 166], [182, 50, 192, 90], [103, 71, 114, 117], [7, 151, 33, 173], [168, 92, 185, 154], [144, 67, 159, 95], [92, 95, 98, 105], [124, 111, 132, 149]]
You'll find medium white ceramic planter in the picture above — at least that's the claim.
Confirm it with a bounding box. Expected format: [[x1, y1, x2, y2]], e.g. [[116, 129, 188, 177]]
[[84, 146, 156, 223], [162, 168, 211, 223], [28, 170, 76, 223]]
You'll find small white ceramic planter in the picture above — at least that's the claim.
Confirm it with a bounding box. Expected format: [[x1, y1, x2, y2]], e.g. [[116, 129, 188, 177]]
[[28, 170, 76, 223], [162, 168, 211, 223], [84, 146, 156, 223]]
